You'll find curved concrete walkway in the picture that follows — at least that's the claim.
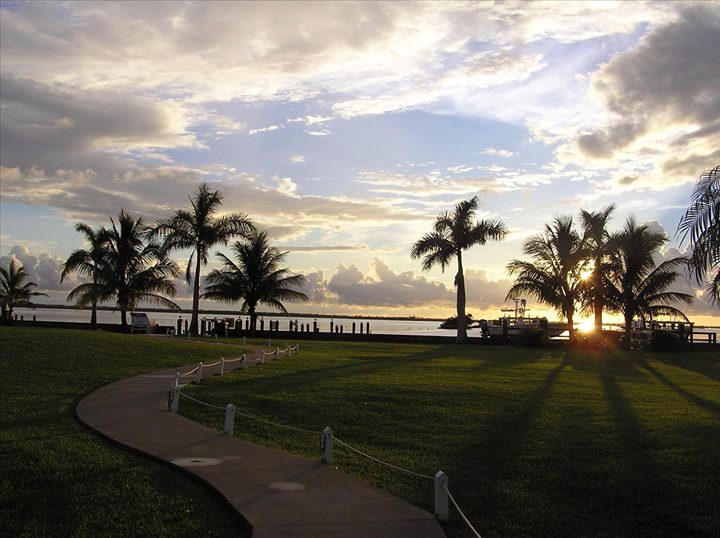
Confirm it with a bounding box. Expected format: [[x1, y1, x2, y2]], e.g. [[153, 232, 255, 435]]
[[77, 350, 445, 537]]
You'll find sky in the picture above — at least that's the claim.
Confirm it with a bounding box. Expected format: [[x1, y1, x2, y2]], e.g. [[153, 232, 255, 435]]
[[1, 0, 718, 324]]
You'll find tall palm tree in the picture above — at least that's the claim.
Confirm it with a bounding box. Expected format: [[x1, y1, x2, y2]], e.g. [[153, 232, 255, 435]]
[[677, 165, 719, 306], [149, 183, 254, 336], [103, 210, 182, 329], [506, 216, 588, 340], [411, 197, 507, 343], [580, 205, 615, 333], [1, 259, 48, 322], [202, 230, 308, 333], [605, 217, 693, 347], [61, 223, 108, 329]]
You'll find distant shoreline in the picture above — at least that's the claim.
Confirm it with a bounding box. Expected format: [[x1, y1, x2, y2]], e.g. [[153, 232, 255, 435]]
[[25, 304, 444, 323]]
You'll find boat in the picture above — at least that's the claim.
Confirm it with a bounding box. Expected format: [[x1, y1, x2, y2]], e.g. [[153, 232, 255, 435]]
[[480, 298, 548, 337]]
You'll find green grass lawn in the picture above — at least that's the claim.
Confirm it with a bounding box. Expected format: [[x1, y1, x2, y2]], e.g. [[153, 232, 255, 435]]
[[1, 326, 252, 538], [176, 339, 720, 538], [3, 327, 718, 537]]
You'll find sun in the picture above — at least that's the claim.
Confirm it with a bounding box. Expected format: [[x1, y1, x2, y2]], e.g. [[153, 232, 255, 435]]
[[577, 318, 596, 333]]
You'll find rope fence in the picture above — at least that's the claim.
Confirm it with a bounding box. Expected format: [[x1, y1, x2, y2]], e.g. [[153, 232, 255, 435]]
[[442, 482, 482, 537], [167, 343, 480, 536], [333, 437, 435, 480]]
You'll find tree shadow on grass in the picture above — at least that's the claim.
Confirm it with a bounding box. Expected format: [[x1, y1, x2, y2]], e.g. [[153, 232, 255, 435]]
[[220, 344, 548, 396], [441, 359, 566, 536], [598, 366, 693, 536], [654, 354, 720, 383], [635, 358, 720, 416]]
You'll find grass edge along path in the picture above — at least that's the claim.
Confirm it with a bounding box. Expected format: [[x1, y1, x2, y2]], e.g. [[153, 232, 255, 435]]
[[1, 326, 252, 538], [176, 339, 720, 538]]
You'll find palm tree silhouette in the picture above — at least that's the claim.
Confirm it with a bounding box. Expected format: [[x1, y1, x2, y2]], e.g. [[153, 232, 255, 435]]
[[149, 183, 254, 335], [677, 165, 719, 306], [202, 230, 308, 334], [62, 223, 108, 329], [605, 217, 693, 346], [104, 210, 181, 329], [580, 205, 615, 333], [507, 216, 588, 340], [411, 197, 507, 343], [1, 259, 48, 322]]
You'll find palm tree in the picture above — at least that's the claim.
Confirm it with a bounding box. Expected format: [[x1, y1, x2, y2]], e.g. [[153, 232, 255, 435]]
[[202, 230, 308, 334], [1, 259, 48, 322], [61, 223, 108, 329], [677, 165, 719, 306], [580, 205, 616, 333], [149, 183, 254, 336], [411, 197, 507, 343], [506, 216, 588, 340], [605, 217, 693, 347], [103, 210, 182, 329]]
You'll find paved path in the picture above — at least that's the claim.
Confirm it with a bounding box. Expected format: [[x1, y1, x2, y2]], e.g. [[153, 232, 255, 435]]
[[77, 350, 445, 537]]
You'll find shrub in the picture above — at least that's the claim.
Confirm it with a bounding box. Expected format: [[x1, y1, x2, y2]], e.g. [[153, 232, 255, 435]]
[[523, 326, 548, 347], [649, 330, 680, 351]]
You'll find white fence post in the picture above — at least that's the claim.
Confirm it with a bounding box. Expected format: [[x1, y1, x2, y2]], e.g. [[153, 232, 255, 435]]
[[276, 347, 280, 359], [434, 471, 449, 521], [174, 372, 180, 388], [215, 333, 218, 343], [241, 354, 246, 368], [260, 352, 265, 364], [195, 362, 203, 383], [220, 357, 225, 376], [321, 427, 334, 464], [224, 404, 235, 435], [170, 388, 180, 412]]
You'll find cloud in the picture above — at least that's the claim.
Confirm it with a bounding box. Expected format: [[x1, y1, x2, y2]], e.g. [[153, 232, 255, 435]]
[[305, 129, 331, 136], [0, 245, 76, 292], [327, 259, 453, 307], [277, 245, 368, 252], [481, 148, 517, 158], [0, 74, 196, 172], [564, 5, 720, 190], [248, 124, 283, 135], [289, 154, 305, 164]]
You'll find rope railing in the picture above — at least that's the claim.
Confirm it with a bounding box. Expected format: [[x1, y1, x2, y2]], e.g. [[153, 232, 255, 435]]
[[179, 366, 199, 377], [179, 390, 226, 410], [442, 482, 482, 538], [167, 344, 483, 531], [333, 437, 434, 480]]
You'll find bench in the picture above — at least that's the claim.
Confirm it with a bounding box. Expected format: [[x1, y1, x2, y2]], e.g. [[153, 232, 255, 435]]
[[130, 312, 150, 334]]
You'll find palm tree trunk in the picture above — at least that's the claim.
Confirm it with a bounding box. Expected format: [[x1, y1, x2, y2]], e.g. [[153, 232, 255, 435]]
[[249, 304, 256, 336], [120, 307, 128, 329], [456, 251, 467, 343], [191, 247, 202, 336], [593, 261, 603, 333], [624, 313, 633, 349], [567, 309, 574, 343], [90, 274, 98, 330], [90, 300, 97, 330]]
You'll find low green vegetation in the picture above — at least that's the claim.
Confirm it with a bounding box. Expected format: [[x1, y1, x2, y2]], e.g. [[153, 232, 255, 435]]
[[1, 327, 250, 537], [3, 327, 718, 537], [179, 339, 720, 538]]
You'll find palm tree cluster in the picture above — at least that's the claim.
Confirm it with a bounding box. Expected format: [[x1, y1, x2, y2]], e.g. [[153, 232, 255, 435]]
[[506, 208, 693, 345], [56, 183, 307, 332]]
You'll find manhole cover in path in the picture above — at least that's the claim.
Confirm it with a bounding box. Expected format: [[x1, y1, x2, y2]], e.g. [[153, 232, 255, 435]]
[[172, 457, 222, 467], [269, 481, 305, 491]]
